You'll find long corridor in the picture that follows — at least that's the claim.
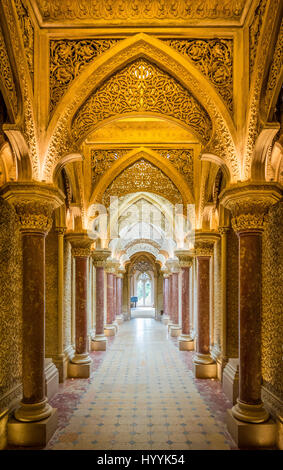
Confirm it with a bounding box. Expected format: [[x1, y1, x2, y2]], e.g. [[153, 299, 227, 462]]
[[46, 319, 235, 450]]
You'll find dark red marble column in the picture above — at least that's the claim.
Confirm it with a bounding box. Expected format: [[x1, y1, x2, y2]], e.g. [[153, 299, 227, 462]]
[[74, 256, 89, 357], [106, 272, 113, 325], [95, 266, 105, 335], [168, 275, 173, 321], [181, 267, 190, 335], [116, 276, 123, 317], [171, 272, 179, 325], [196, 256, 210, 358], [112, 274, 117, 322], [163, 276, 169, 317]]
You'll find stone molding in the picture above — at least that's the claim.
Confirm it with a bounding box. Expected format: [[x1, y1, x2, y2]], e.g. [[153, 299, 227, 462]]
[[0, 182, 65, 235], [220, 183, 283, 233]]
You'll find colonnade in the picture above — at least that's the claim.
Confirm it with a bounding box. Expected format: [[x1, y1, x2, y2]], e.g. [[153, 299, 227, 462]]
[[0, 181, 281, 449]]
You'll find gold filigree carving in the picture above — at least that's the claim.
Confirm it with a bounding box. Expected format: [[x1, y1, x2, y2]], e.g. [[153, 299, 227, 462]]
[[14, 0, 34, 83], [249, 0, 267, 81], [36, 0, 246, 23], [91, 149, 128, 185], [155, 149, 194, 188], [101, 158, 183, 206], [72, 246, 91, 258], [92, 249, 111, 267], [50, 38, 120, 112], [195, 241, 214, 257], [164, 39, 233, 111], [15, 201, 54, 233], [0, 24, 18, 116], [72, 59, 212, 144], [263, 19, 283, 117]]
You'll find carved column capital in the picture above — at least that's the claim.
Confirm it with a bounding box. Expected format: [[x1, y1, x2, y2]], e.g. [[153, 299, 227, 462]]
[[65, 231, 93, 258], [55, 226, 67, 235], [166, 258, 180, 273], [0, 182, 65, 235], [175, 249, 194, 268], [194, 231, 220, 257], [218, 226, 230, 236], [91, 249, 111, 267], [220, 183, 282, 234], [105, 258, 120, 274]]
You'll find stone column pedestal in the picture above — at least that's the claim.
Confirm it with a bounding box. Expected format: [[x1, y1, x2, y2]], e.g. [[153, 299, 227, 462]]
[[91, 250, 110, 351], [193, 234, 219, 379], [220, 183, 282, 448], [0, 182, 64, 447], [66, 232, 93, 379], [175, 250, 194, 351]]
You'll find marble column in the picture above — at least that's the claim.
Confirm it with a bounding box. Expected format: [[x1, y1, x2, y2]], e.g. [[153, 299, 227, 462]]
[[193, 234, 219, 379], [116, 270, 124, 324], [175, 250, 194, 350], [168, 274, 173, 324], [91, 250, 110, 351], [0, 182, 64, 446], [161, 268, 170, 325], [113, 274, 117, 322], [166, 259, 181, 337], [65, 232, 93, 379], [104, 259, 117, 336], [220, 182, 282, 448]]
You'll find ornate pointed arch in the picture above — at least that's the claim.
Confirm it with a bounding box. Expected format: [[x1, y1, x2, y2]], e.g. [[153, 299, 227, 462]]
[[45, 33, 238, 182], [89, 147, 194, 206]]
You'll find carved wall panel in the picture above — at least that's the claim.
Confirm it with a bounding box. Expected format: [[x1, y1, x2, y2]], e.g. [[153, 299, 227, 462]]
[[50, 39, 120, 112], [101, 158, 182, 206], [91, 149, 128, 185], [263, 19, 283, 118], [226, 228, 238, 358], [72, 59, 212, 143], [35, 0, 246, 24], [262, 201, 283, 401], [0, 24, 18, 116], [0, 197, 22, 412], [164, 39, 233, 112], [14, 0, 34, 84], [155, 149, 194, 189]]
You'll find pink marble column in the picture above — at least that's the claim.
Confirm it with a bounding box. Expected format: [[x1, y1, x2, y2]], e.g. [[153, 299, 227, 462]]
[[116, 276, 123, 317], [168, 275, 173, 322], [181, 267, 190, 336], [106, 272, 113, 325], [171, 272, 179, 325], [112, 274, 117, 322], [95, 266, 105, 336], [163, 276, 169, 317]]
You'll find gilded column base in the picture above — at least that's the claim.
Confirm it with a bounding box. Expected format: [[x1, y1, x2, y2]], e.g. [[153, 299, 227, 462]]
[[226, 409, 276, 449], [104, 325, 116, 336], [91, 335, 107, 351], [162, 315, 170, 325], [222, 359, 239, 405], [231, 399, 269, 424], [68, 361, 92, 379], [71, 353, 92, 365], [14, 398, 53, 423], [170, 325, 182, 337], [193, 353, 215, 365], [7, 408, 57, 448], [193, 354, 216, 379], [178, 334, 194, 351]]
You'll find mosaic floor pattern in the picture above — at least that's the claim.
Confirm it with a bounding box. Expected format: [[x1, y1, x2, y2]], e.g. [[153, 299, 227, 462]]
[[47, 318, 236, 450]]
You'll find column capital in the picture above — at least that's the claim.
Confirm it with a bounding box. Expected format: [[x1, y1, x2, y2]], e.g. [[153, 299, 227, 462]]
[[175, 249, 194, 268], [220, 182, 282, 234], [91, 249, 111, 267], [55, 226, 67, 235], [65, 231, 93, 257], [105, 258, 120, 274], [194, 231, 220, 257], [218, 226, 230, 236], [166, 258, 180, 273], [0, 182, 65, 235], [161, 266, 170, 278]]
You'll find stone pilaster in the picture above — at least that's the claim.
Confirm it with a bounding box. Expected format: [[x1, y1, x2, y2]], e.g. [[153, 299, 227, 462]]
[[193, 232, 219, 379], [65, 232, 93, 379], [0, 182, 64, 446], [91, 249, 111, 351], [220, 182, 282, 448], [175, 250, 194, 351]]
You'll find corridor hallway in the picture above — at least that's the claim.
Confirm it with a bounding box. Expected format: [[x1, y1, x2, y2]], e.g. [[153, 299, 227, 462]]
[[46, 319, 235, 450]]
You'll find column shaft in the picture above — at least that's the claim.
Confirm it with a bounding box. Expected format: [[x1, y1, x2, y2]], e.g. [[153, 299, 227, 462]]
[[106, 273, 113, 324], [172, 272, 179, 325], [95, 267, 105, 335], [75, 256, 88, 356], [181, 267, 190, 335], [196, 257, 210, 356]]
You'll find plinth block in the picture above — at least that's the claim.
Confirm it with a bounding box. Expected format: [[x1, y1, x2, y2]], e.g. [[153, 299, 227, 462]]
[[104, 326, 116, 337], [179, 339, 194, 351], [91, 339, 107, 351], [68, 362, 91, 378], [193, 362, 217, 379], [7, 408, 57, 447], [226, 409, 276, 449], [170, 326, 182, 337]]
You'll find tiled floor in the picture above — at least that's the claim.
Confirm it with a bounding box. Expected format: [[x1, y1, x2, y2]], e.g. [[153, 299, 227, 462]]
[[47, 318, 236, 450], [131, 307, 155, 318]]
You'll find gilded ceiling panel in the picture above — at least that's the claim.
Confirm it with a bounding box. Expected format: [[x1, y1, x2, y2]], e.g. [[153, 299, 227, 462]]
[[101, 158, 182, 206], [163, 39, 233, 112], [50, 38, 120, 112], [91, 149, 128, 185], [35, 0, 246, 24], [72, 59, 212, 143]]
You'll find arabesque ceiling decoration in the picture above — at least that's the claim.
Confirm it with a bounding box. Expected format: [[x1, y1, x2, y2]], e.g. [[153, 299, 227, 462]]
[[101, 158, 183, 206]]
